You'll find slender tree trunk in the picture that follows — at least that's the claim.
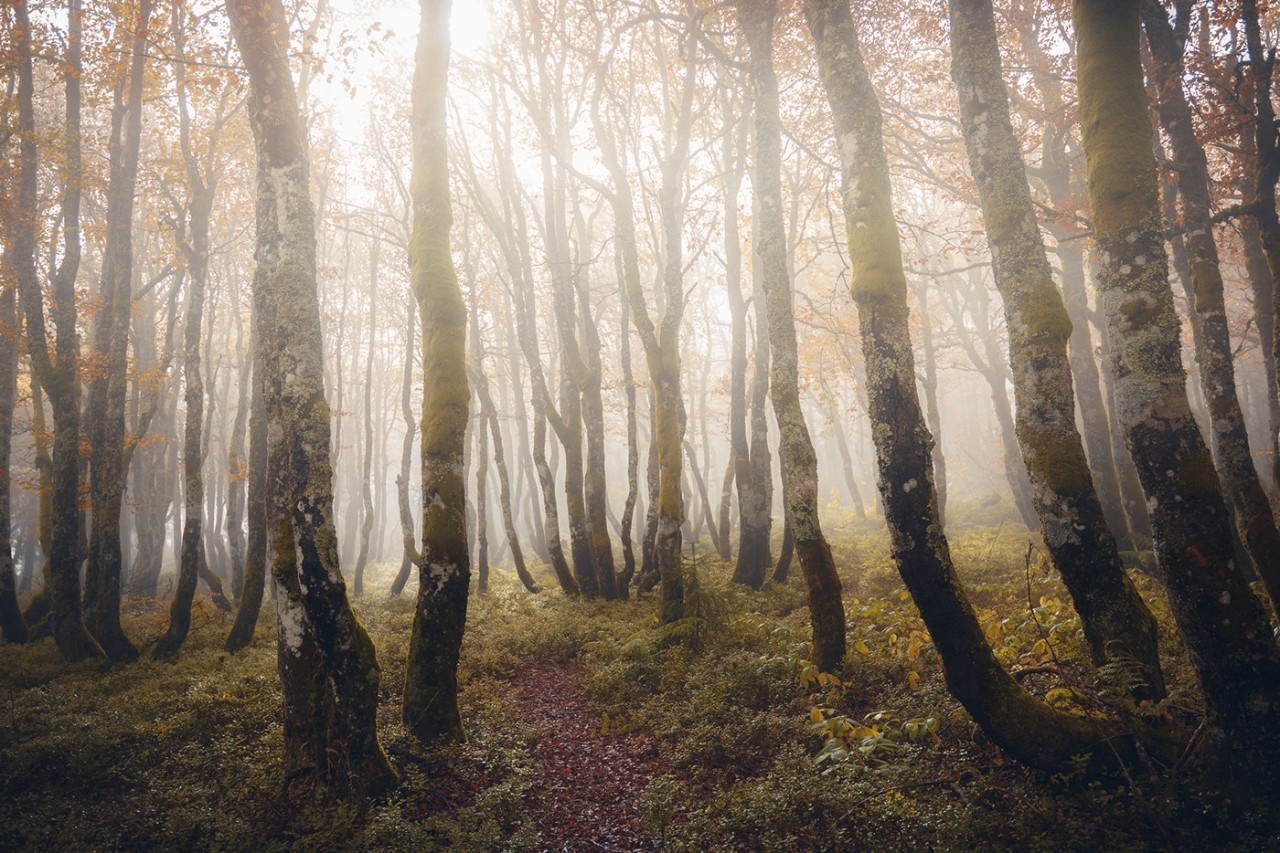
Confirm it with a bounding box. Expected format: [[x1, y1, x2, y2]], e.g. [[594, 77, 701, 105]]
[[911, 278, 947, 525], [403, 0, 470, 745], [739, 0, 846, 671], [0, 242, 26, 643], [617, 260, 639, 594], [353, 244, 379, 598], [1074, 0, 1280, 782], [228, 0, 396, 794], [84, 0, 153, 662], [391, 301, 419, 597], [227, 340, 268, 652], [950, 0, 1165, 697], [13, 0, 101, 661]]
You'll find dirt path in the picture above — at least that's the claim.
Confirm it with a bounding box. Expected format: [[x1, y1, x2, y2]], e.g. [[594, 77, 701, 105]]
[[512, 661, 661, 851]]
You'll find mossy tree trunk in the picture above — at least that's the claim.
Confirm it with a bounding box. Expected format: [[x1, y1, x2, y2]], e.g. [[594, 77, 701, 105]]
[[908, 276, 946, 526], [949, 0, 1165, 698], [617, 262, 640, 595], [84, 0, 153, 662], [403, 0, 470, 745], [589, 30, 699, 621], [1073, 0, 1280, 781], [739, 0, 846, 671], [1142, 0, 1280, 610], [1013, 9, 1146, 551], [802, 0, 1149, 773], [13, 0, 101, 662], [227, 0, 397, 795]]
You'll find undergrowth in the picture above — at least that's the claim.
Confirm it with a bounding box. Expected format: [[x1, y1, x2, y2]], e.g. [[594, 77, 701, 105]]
[[0, 521, 1273, 850]]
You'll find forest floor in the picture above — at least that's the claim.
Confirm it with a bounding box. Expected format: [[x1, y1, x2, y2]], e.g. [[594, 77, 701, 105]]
[[0, 507, 1277, 851]]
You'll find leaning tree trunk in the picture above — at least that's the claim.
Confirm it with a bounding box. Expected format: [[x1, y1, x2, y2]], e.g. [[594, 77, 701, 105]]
[[227, 0, 396, 795], [13, 0, 101, 661], [739, 0, 846, 671], [403, 0, 470, 744], [1014, 10, 1146, 551], [84, 0, 153, 662], [1142, 0, 1280, 610], [949, 0, 1165, 698], [802, 0, 1152, 773], [390, 300, 419, 597], [617, 263, 640, 595], [226, 341, 268, 653], [1073, 0, 1280, 782]]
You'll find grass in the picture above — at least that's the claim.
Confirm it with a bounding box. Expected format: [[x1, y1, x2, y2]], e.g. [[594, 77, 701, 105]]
[[0, 518, 1273, 850]]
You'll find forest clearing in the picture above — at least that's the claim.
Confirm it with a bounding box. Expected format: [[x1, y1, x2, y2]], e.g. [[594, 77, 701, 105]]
[[3, 0, 1280, 848]]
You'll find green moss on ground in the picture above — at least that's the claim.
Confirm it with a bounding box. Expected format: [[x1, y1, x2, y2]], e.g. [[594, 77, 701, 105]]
[[0, 530, 1270, 850]]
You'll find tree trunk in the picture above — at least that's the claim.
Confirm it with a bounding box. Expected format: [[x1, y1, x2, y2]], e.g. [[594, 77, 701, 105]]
[[84, 0, 153, 662], [617, 260, 640, 595], [390, 300, 419, 597], [910, 278, 946, 525], [0, 234, 27, 643], [226, 340, 268, 652], [802, 0, 1148, 773], [353, 244, 379, 598], [740, 0, 846, 672], [13, 0, 101, 662], [1142, 0, 1280, 611], [1014, 9, 1145, 550], [403, 0, 470, 746], [949, 0, 1165, 698], [1074, 0, 1280, 782], [228, 0, 396, 795]]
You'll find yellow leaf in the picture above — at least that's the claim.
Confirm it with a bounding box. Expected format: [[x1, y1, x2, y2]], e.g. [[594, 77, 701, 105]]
[[810, 706, 825, 724], [855, 640, 871, 655], [907, 670, 921, 689]]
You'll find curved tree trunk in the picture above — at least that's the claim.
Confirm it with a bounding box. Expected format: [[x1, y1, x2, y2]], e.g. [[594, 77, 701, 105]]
[[739, 0, 846, 671], [227, 0, 396, 795], [1073, 0, 1280, 782], [949, 0, 1165, 698], [403, 0, 471, 745]]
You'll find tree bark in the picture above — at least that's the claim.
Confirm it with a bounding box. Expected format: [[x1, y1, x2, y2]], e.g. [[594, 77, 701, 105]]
[[83, 0, 153, 662], [226, 339, 268, 652], [802, 0, 1147, 773], [739, 0, 846, 671], [403, 0, 470, 745], [13, 0, 102, 661], [227, 0, 396, 794], [949, 0, 1165, 698], [1073, 0, 1280, 781], [353, 243, 379, 598], [1142, 0, 1280, 610]]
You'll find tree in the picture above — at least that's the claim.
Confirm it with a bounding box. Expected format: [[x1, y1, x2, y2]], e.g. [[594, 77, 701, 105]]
[[736, 0, 845, 672], [226, 0, 396, 794], [402, 0, 471, 743], [1141, 0, 1280, 610], [801, 0, 1144, 773], [13, 0, 102, 662], [949, 0, 1164, 698], [1073, 0, 1280, 782]]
